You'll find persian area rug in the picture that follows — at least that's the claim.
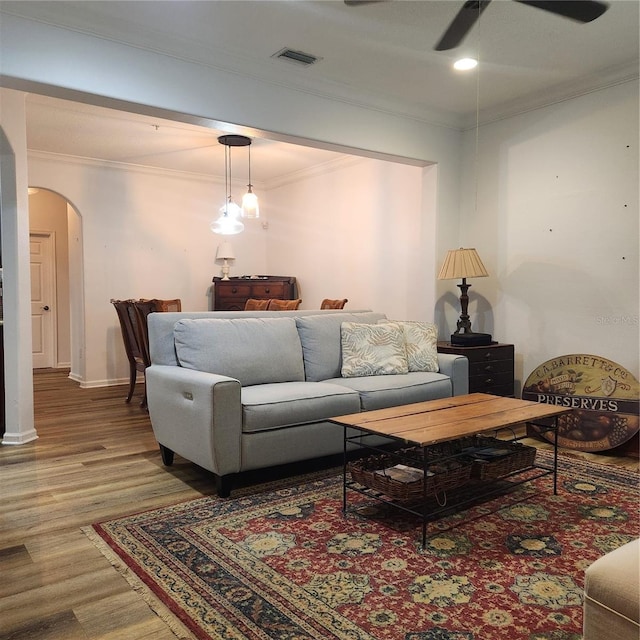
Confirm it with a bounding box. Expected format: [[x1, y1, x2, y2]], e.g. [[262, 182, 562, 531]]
[[85, 451, 639, 640]]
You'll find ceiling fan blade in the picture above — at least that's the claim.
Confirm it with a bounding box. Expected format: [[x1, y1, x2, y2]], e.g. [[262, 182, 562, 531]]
[[515, 0, 609, 23], [434, 0, 492, 51]]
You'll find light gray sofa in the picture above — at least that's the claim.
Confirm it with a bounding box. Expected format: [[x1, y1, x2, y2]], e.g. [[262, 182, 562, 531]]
[[146, 310, 469, 496]]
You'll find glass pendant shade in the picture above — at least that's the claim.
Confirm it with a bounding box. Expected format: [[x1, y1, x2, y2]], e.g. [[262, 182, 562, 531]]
[[241, 185, 260, 219], [210, 199, 244, 235]]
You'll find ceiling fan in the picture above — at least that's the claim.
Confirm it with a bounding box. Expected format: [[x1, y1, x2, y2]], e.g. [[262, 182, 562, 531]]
[[344, 0, 610, 51]]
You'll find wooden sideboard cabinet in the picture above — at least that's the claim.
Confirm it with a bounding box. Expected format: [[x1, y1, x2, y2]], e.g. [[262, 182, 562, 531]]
[[437, 341, 515, 397], [212, 276, 297, 311]]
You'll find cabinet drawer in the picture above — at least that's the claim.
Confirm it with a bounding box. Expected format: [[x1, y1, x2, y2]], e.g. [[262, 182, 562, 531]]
[[216, 284, 251, 297], [469, 359, 513, 377], [463, 345, 514, 364], [469, 370, 514, 390], [250, 283, 286, 298]]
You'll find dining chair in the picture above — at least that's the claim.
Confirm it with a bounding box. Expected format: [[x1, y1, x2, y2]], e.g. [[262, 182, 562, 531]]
[[320, 298, 348, 309], [111, 299, 147, 406], [268, 299, 302, 310], [244, 298, 271, 310], [132, 299, 159, 368]]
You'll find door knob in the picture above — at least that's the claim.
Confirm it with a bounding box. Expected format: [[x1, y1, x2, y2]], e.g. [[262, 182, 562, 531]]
[[43, 305, 50, 311]]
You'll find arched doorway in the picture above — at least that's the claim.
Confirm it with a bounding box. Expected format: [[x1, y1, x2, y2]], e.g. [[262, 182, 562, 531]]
[[28, 188, 85, 382]]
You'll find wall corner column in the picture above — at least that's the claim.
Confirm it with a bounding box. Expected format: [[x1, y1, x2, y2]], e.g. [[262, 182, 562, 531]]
[[1, 89, 37, 444]]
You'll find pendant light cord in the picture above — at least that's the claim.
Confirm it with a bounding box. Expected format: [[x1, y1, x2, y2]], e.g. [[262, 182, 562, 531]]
[[228, 144, 232, 206], [224, 144, 229, 213]]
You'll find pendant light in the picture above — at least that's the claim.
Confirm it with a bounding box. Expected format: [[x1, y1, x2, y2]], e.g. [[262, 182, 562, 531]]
[[241, 142, 260, 219], [210, 135, 249, 235]]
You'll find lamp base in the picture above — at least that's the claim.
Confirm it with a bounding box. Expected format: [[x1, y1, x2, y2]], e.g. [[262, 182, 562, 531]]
[[450, 332, 493, 347]]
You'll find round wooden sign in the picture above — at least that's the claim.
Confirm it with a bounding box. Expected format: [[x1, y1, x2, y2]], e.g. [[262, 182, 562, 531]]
[[522, 354, 639, 452]]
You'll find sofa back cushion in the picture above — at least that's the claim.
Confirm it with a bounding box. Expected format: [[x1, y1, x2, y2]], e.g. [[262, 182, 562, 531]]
[[174, 317, 305, 386], [295, 312, 386, 381]]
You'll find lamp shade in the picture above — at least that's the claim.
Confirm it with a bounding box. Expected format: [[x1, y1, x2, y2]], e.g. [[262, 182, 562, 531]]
[[210, 201, 245, 235], [215, 241, 235, 261], [438, 248, 489, 280], [241, 187, 260, 219]]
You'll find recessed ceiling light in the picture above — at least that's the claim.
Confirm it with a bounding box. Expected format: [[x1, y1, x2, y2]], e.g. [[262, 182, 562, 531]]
[[454, 58, 478, 71]]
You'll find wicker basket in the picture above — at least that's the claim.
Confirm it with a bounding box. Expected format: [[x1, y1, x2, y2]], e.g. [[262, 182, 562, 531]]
[[467, 436, 536, 481], [348, 445, 473, 503]]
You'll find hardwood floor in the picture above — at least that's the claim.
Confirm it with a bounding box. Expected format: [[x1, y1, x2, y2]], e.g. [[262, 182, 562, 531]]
[[1, 370, 638, 639], [1, 370, 220, 640]]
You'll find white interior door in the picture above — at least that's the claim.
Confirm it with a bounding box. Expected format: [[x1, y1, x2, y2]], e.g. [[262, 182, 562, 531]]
[[30, 232, 56, 369]]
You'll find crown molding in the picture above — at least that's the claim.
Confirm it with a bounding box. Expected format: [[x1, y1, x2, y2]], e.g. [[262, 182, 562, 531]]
[[26, 149, 365, 192], [466, 61, 639, 130]]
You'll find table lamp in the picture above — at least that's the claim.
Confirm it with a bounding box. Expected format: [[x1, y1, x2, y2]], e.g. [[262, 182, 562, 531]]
[[438, 247, 491, 346], [215, 241, 236, 280]]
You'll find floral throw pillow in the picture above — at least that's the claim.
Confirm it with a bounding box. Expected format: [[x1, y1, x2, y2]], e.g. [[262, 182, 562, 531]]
[[387, 320, 439, 373], [340, 322, 409, 377]]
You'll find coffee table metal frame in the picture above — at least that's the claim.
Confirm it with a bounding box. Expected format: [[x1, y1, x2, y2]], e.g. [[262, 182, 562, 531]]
[[330, 393, 573, 549]]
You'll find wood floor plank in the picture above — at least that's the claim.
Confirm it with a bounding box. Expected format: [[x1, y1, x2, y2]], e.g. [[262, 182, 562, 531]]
[[0, 369, 636, 639], [3, 609, 88, 640], [75, 591, 181, 640], [2, 567, 133, 630]]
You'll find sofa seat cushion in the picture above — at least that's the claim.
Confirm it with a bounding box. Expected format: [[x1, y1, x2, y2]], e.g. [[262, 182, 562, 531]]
[[241, 381, 360, 433], [174, 317, 305, 386], [295, 312, 387, 382], [325, 372, 453, 411]]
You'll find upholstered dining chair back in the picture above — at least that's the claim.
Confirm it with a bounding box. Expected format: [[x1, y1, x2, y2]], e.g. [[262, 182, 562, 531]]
[[268, 298, 302, 311], [150, 298, 182, 312], [320, 298, 348, 310], [244, 298, 271, 311]]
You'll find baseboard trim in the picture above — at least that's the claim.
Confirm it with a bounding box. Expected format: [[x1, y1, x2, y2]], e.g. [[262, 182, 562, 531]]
[[2, 429, 39, 445], [78, 376, 143, 389]]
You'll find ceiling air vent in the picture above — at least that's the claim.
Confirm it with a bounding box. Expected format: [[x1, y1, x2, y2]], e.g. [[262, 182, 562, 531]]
[[272, 48, 322, 66]]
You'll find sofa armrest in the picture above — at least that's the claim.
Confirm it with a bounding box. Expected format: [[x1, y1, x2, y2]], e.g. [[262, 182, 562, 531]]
[[437, 353, 469, 396], [146, 365, 242, 476]]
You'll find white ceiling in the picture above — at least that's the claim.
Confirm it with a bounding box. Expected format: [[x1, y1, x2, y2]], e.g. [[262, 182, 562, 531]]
[[4, 0, 639, 183]]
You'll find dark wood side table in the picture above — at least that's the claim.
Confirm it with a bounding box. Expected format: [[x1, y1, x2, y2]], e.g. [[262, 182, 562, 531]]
[[212, 276, 297, 311], [437, 341, 515, 397]]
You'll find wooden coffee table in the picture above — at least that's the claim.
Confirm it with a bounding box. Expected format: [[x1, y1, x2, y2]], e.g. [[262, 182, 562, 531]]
[[330, 393, 573, 547]]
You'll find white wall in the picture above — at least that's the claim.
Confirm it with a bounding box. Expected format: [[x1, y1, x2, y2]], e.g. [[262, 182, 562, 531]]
[[452, 80, 639, 390], [267, 157, 427, 320]]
